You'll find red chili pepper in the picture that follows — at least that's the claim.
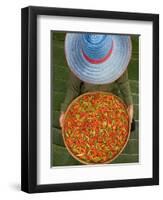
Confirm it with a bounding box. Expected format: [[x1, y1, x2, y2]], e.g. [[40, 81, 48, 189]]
[[64, 93, 129, 164]]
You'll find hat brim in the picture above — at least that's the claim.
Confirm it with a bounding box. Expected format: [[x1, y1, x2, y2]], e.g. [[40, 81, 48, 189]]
[[65, 33, 132, 84]]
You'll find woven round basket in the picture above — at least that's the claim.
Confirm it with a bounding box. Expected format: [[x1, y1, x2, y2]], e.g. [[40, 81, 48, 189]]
[[62, 91, 131, 165]]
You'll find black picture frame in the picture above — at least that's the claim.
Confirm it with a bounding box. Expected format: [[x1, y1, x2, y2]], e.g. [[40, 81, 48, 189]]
[[21, 6, 159, 193]]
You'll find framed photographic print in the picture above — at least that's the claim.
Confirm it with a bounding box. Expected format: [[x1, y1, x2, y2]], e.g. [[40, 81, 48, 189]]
[[21, 6, 159, 193]]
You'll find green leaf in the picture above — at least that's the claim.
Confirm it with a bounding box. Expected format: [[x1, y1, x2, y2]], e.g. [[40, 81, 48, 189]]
[[52, 110, 60, 128], [52, 144, 82, 166], [53, 92, 66, 111], [122, 139, 139, 154], [112, 154, 139, 164], [52, 127, 65, 146]]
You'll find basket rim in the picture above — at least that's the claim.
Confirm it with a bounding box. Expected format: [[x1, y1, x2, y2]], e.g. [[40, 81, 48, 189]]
[[62, 91, 131, 165]]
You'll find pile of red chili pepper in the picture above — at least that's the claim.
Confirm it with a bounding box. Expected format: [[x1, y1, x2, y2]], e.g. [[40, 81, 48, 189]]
[[63, 92, 129, 164]]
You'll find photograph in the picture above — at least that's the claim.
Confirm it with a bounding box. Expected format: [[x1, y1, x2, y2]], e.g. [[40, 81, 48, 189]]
[[21, 6, 159, 193], [51, 31, 139, 166]]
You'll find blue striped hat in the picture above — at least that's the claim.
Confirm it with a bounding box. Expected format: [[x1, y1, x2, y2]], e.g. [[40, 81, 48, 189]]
[[65, 33, 132, 84]]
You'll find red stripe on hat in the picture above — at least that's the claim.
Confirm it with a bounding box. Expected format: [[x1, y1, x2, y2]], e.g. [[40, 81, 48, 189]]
[[82, 42, 113, 64]]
